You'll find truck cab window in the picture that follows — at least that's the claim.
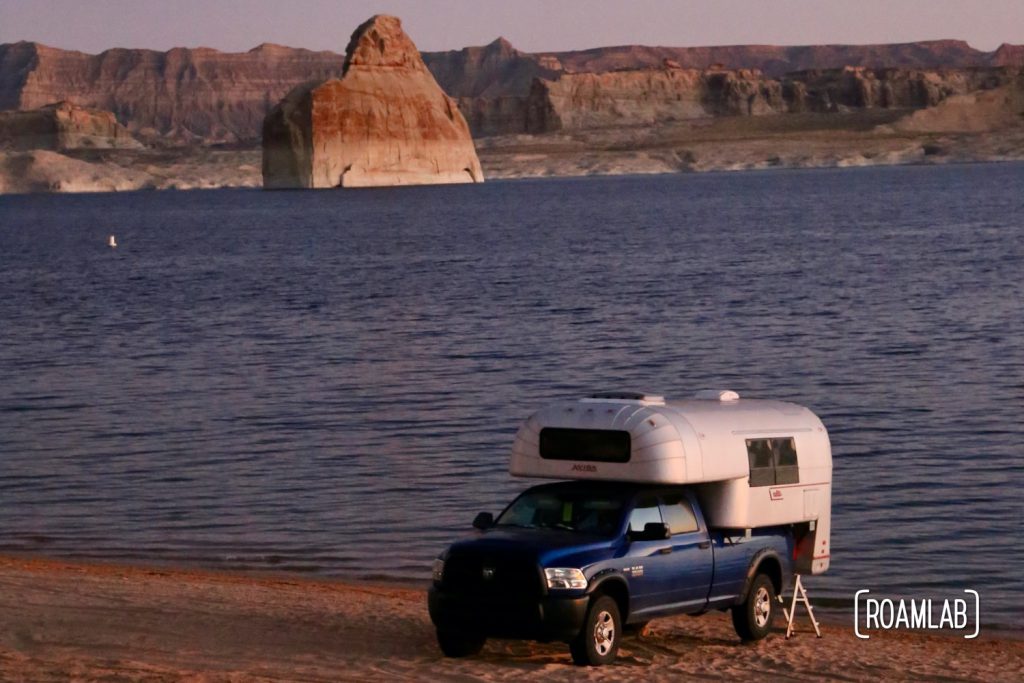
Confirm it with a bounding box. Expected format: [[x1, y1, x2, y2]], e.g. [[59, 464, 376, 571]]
[[660, 494, 699, 534], [496, 489, 625, 536], [627, 496, 662, 533]]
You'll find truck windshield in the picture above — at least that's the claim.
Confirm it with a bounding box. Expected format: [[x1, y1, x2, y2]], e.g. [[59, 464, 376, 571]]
[[496, 489, 625, 536]]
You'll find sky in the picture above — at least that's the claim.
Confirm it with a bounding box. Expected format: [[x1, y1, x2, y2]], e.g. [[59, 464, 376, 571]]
[[0, 0, 1021, 54]]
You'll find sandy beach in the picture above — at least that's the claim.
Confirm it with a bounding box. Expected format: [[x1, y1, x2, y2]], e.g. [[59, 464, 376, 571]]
[[0, 555, 1019, 682]]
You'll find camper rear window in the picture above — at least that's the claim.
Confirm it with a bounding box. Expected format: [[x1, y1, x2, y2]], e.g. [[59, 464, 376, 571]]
[[539, 428, 631, 463], [746, 437, 799, 486]]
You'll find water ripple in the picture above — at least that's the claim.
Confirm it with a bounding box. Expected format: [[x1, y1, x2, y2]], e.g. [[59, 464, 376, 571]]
[[0, 164, 1022, 628]]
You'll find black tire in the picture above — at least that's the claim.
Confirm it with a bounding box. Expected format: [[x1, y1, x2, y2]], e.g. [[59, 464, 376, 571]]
[[731, 573, 776, 641], [436, 628, 486, 658], [569, 595, 621, 666]]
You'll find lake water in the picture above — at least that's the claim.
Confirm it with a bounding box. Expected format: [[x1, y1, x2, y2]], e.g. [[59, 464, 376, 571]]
[[1, 164, 1022, 631]]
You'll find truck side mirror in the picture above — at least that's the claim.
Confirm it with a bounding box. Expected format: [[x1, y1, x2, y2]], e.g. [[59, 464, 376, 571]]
[[472, 512, 494, 530], [630, 522, 670, 541]]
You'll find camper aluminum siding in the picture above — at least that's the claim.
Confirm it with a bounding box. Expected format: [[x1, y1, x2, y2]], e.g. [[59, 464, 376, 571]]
[[509, 393, 832, 574]]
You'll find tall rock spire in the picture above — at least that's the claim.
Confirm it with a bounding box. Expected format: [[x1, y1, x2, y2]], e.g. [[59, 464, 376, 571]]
[[263, 14, 483, 189], [343, 15, 426, 72]]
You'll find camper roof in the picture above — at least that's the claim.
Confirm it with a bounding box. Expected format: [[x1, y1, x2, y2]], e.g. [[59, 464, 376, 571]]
[[509, 390, 830, 485]]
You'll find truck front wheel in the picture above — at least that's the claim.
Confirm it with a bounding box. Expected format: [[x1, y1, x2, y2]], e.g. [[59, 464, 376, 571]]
[[436, 628, 486, 657], [732, 573, 776, 641], [569, 595, 621, 666]]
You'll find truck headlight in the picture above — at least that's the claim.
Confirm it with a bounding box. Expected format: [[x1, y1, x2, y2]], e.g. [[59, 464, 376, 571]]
[[544, 567, 587, 590], [432, 557, 445, 583]]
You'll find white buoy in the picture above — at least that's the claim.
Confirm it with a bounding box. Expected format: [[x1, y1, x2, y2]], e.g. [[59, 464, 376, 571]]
[[108, 235, 117, 248]]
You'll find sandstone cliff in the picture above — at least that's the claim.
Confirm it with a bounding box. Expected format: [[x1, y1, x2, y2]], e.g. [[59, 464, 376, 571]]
[[423, 37, 558, 99], [523, 64, 1020, 133], [526, 67, 790, 132], [992, 43, 1024, 68], [0, 149, 150, 193], [2, 38, 1021, 143], [262, 16, 483, 189], [784, 66, 1015, 112], [2, 32, 1022, 194], [886, 73, 1024, 133], [541, 40, 993, 78], [0, 41, 343, 144], [0, 146, 264, 194], [0, 101, 141, 150]]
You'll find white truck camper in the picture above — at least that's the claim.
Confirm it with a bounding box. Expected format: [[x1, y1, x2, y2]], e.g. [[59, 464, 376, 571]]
[[509, 390, 832, 575]]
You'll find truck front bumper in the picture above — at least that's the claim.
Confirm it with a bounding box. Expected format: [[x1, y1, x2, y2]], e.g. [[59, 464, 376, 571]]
[[428, 586, 589, 641]]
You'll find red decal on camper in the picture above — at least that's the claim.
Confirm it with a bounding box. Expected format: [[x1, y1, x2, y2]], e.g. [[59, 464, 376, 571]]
[[770, 488, 784, 501]]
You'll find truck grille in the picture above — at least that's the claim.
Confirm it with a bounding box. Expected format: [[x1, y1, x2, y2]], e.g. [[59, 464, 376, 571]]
[[441, 549, 542, 597]]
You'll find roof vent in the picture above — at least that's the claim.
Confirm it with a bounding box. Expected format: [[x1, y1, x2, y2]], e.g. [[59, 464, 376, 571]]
[[693, 389, 740, 402], [586, 391, 665, 405]]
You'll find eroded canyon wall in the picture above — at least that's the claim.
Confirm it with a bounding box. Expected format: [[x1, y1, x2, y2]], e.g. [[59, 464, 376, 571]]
[[2, 38, 1021, 141]]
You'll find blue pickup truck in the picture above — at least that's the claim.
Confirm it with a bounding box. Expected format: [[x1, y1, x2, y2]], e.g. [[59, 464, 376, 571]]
[[428, 480, 794, 666]]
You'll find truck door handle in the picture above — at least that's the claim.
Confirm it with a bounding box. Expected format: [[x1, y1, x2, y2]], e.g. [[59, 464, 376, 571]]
[[698, 541, 711, 549], [658, 547, 672, 555]]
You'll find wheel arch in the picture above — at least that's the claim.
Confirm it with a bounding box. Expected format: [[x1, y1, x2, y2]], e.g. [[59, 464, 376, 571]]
[[739, 549, 786, 603], [588, 574, 630, 622]]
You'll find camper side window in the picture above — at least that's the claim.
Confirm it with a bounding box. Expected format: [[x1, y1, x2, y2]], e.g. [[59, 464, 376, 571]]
[[747, 439, 775, 487], [746, 438, 800, 486], [774, 437, 799, 485]]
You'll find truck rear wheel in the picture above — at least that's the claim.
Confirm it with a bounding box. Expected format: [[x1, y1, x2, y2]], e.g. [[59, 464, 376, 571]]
[[569, 595, 621, 666], [732, 573, 776, 641], [436, 628, 486, 657]]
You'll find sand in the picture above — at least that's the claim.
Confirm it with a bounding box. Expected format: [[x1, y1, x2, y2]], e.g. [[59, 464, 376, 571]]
[[0, 555, 1020, 682]]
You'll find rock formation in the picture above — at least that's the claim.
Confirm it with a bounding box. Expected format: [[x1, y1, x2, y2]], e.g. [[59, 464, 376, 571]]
[[886, 73, 1024, 133], [0, 41, 344, 144], [262, 15, 483, 188], [992, 43, 1024, 67], [422, 37, 557, 100], [0, 149, 150, 193], [782, 66, 1015, 112], [2, 38, 1021, 143], [521, 64, 1020, 133], [421, 37, 560, 136], [539, 40, 994, 78], [0, 101, 141, 150], [523, 66, 787, 133], [0, 146, 263, 194]]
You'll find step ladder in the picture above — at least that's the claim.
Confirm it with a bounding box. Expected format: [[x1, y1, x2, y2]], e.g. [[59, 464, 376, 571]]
[[780, 574, 821, 639]]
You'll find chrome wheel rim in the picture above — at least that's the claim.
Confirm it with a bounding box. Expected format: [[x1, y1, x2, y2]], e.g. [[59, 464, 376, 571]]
[[593, 610, 615, 655], [754, 586, 772, 628]]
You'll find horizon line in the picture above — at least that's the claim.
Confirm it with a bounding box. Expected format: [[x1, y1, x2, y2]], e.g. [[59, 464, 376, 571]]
[[2, 35, 1020, 58]]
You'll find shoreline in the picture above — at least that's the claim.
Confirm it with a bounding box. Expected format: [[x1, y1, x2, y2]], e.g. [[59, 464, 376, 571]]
[[2, 116, 1023, 195], [2, 554, 1021, 681], [1, 154, 1023, 197]]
